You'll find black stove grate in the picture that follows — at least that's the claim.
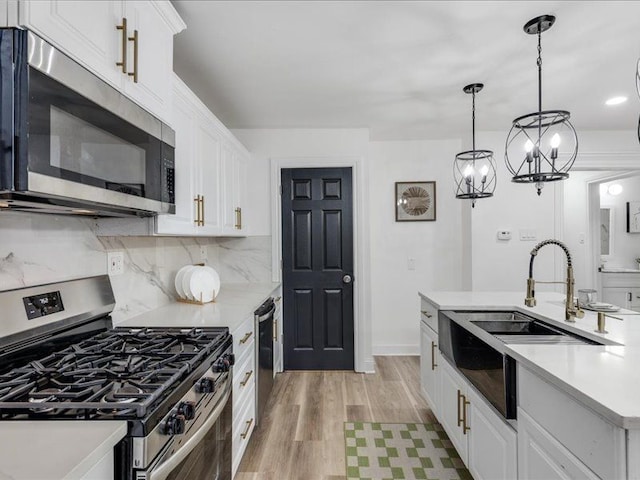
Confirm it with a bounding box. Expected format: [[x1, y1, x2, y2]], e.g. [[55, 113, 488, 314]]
[[0, 326, 228, 420]]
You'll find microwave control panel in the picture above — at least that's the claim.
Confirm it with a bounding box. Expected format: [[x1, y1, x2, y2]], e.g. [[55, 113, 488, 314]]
[[23, 291, 64, 320]]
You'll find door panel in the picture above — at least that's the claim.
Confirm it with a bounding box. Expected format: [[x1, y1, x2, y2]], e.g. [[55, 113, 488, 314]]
[[282, 167, 354, 370]]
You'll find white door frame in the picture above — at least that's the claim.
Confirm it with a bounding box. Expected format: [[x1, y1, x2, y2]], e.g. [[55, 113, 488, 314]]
[[270, 156, 373, 373]]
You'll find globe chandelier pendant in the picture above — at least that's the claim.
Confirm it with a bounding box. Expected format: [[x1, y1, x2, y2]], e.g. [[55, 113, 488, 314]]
[[505, 15, 578, 196], [454, 83, 497, 208]]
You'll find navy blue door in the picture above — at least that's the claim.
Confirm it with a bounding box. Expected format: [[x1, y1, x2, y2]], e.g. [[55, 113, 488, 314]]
[[281, 167, 354, 370]]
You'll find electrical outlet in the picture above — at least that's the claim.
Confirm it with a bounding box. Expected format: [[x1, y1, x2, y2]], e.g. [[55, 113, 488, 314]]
[[107, 251, 124, 276], [200, 246, 208, 261], [407, 258, 416, 271]]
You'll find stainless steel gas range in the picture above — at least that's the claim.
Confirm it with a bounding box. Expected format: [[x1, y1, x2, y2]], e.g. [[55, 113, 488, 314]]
[[0, 275, 233, 480]]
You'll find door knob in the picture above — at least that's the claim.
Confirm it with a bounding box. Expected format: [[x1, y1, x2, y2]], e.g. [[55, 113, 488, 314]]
[[342, 274, 352, 284]]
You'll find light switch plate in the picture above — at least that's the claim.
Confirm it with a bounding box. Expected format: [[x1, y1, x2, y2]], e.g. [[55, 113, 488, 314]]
[[497, 230, 512, 241], [519, 229, 538, 241]]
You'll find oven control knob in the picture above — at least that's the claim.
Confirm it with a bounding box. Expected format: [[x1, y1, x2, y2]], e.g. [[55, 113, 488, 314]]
[[226, 353, 235, 366], [197, 377, 216, 394], [164, 414, 186, 435], [212, 358, 230, 373], [177, 401, 196, 420]]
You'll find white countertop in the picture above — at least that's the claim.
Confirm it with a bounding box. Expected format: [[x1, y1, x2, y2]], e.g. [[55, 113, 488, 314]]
[[119, 282, 281, 331], [0, 421, 127, 480], [601, 268, 640, 273], [420, 290, 640, 428]]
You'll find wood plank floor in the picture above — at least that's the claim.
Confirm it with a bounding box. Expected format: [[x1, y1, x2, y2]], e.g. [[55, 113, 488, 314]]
[[236, 356, 436, 480]]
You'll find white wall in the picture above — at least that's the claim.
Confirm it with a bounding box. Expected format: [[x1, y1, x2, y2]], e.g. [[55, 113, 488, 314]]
[[469, 131, 559, 292], [232, 129, 370, 235], [368, 139, 463, 354]]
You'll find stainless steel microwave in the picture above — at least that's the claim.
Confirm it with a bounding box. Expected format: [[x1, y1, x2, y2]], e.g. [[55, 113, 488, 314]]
[[0, 28, 175, 217]]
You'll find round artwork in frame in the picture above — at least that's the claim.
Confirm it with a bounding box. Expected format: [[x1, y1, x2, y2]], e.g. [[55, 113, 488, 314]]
[[395, 181, 436, 222]]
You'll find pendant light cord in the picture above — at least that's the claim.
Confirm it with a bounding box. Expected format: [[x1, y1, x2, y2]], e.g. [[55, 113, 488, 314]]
[[537, 30, 543, 141]]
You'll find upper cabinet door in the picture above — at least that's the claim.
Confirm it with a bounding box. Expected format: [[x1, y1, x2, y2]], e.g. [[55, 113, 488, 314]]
[[221, 144, 242, 234], [196, 121, 223, 235], [19, 1, 184, 123], [20, 0, 124, 88], [122, 1, 173, 122], [155, 82, 197, 235]]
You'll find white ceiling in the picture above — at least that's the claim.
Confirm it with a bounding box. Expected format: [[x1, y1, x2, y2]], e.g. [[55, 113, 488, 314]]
[[171, 1, 640, 141]]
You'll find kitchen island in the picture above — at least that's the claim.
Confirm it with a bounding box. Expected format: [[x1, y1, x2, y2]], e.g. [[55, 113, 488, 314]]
[[419, 290, 640, 480]]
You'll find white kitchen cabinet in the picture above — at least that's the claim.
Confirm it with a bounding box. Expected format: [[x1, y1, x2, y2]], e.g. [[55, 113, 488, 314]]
[[438, 358, 517, 480], [17, 0, 184, 123], [518, 364, 626, 480], [221, 144, 248, 235], [231, 314, 256, 478], [419, 318, 439, 416], [273, 288, 283, 374], [601, 272, 640, 312], [154, 75, 251, 237], [518, 408, 600, 480], [467, 387, 517, 480], [439, 357, 469, 463]]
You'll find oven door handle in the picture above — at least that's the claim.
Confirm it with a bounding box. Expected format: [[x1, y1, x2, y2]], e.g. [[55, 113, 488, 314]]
[[256, 303, 276, 322], [148, 378, 231, 480]]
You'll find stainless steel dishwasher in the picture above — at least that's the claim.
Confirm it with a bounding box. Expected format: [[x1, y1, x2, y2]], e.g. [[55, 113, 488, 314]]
[[255, 297, 275, 425]]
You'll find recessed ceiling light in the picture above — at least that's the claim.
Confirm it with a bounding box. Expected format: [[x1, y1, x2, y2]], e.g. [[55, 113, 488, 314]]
[[605, 96, 628, 106]]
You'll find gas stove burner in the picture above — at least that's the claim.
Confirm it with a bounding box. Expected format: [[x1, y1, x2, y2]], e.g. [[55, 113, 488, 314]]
[[102, 384, 144, 404], [28, 387, 63, 413]]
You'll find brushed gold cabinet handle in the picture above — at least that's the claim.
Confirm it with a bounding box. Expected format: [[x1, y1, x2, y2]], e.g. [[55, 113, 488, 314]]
[[457, 389, 463, 427], [240, 370, 253, 387], [239, 331, 253, 344], [127, 29, 139, 83], [194, 195, 203, 226], [274, 296, 282, 302], [462, 394, 470, 434], [201, 196, 205, 226], [235, 207, 242, 229], [240, 418, 254, 439], [431, 341, 437, 370], [115, 18, 127, 73], [421, 310, 433, 318]]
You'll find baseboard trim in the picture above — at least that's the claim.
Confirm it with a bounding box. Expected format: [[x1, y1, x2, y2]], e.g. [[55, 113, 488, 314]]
[[372, 345, 420, 356], [361, 357, 376, 374]]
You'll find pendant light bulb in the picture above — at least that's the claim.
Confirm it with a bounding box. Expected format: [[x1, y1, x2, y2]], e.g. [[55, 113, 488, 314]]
[[464, 165, 474, 178], [480, 165, 489, 177], [524, 139, 534, 152], [550, 133, 561, 148]]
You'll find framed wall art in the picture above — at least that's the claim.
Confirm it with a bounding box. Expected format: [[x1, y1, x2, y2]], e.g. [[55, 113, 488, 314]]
[[395, 181, 436, 222], [627, 201, 640, 233]]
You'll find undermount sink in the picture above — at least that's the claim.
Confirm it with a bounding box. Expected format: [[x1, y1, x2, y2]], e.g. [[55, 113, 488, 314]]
[[460, 311, 598, 345]]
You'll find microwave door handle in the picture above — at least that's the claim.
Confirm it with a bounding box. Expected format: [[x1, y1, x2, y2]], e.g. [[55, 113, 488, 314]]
[[148, 378, 231, 480]]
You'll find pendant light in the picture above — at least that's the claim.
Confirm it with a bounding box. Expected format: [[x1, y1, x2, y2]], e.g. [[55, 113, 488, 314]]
[[454, 83, 496, 208], [505, 15, 578, 196]]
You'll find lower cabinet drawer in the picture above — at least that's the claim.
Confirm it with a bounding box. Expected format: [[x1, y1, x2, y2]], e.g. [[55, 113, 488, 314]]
[[232, 383, 256, 477], [233, 316, 255, 365]]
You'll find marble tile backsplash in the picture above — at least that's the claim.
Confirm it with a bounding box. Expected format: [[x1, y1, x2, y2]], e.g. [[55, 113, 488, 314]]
[[0, 212, 271, 323]]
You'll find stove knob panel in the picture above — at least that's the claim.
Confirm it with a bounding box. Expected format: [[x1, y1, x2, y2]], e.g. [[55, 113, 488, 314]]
[[197, 377, 216, 394], [177, 401, 196, 420], [164, 414, 186, 435]]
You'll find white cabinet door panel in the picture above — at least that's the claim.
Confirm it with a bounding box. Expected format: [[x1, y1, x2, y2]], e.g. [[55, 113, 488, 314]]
[[196, 122, 223, 234], [20, 0, 123, 87], [438, 358, 468, 464], [467, 388, 516, 480], [518, 409, 600, 480], [420, 321, 439, 416]]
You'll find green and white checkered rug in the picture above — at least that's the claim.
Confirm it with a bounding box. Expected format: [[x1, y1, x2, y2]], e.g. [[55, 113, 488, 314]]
[[344, 422, 472, 480]]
